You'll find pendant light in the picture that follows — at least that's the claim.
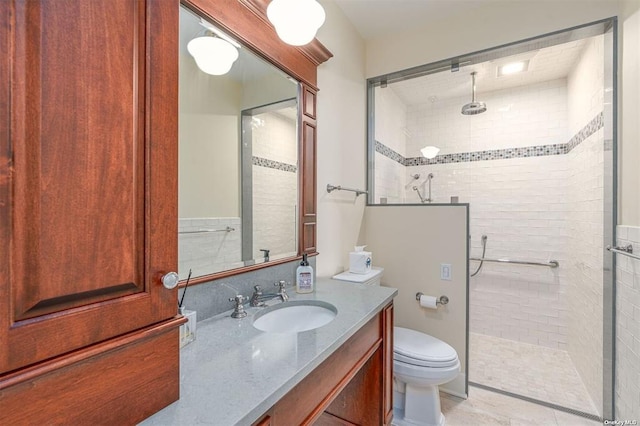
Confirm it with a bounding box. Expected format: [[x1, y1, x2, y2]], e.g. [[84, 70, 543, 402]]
[[187, 33, 239, 76], [420, 146, 440, 159], [267, 0, 326, 46]]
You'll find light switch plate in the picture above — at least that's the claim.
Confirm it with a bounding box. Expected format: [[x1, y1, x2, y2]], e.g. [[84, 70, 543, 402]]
[[441, 263, 452, 281]]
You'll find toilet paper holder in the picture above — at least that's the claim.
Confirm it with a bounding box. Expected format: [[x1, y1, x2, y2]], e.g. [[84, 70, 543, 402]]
[[416, 292, 449, 306]]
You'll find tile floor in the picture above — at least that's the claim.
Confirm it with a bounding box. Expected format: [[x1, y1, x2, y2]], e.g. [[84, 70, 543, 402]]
[[469, 333, 599, 416], [441, 387, 601, 426]]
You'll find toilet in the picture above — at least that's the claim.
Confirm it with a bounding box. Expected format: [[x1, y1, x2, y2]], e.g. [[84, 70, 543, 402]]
[[393, 327, 460, 426], [331, 268, 459, 426]]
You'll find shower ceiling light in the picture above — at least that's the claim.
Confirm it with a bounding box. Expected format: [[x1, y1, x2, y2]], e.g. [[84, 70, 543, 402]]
[[267, 0, 326, 46], [187, 35, 239, 76], [498, 60, 529, 76], [420, 146, 440, 159]]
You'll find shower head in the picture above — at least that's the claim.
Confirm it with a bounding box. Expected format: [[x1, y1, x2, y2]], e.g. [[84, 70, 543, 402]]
[[461, 72, 487, 115]]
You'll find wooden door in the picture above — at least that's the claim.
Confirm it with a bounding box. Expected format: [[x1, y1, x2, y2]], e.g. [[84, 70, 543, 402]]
[[0, 0, 178, 374]]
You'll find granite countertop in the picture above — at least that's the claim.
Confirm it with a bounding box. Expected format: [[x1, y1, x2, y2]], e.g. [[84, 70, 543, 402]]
[[140, 278, 397, 426]]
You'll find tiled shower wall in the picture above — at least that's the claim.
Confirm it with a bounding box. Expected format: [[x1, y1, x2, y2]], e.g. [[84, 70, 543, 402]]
[[565, 35, 605, 414], [374, 86, 407, 204], [178, 217, 243, 280], [615, 226, 640, 419], [251, 111, 298, 260], [401, 78, 572, 347]]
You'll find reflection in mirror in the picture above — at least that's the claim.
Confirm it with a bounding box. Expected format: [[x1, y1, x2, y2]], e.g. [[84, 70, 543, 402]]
[[178, 6, 299, 280]]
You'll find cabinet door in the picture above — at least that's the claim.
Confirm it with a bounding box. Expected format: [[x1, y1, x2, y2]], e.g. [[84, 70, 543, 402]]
[[299, 85, 317, 254], [0, 0, 178, 373]]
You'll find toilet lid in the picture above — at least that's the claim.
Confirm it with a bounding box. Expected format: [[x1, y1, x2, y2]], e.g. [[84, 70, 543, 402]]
[[393, 327, 459, 368]]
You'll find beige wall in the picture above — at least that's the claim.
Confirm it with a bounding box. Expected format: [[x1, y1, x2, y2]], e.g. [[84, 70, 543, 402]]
[[179, 54, 241, 218], [620, 0, 640, 225], [362, 205, 468, 397], [315, 0, 368, 277], [617, 1, 640, 420]]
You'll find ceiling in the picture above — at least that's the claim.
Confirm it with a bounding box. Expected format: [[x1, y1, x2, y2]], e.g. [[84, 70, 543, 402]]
[[388, 38, 589, 106], [332, 0, 500, 41]]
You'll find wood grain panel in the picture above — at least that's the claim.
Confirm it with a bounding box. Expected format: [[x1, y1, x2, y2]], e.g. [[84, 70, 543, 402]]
[[1, 0, 179, 374], [303, 87, 317, 119], [303, 222, 317, 253], [12, 0, 144, 319], [0, 319, 182, 424], [302, 121, 317, 218], [325, 348, 383, 425], [383, 303, 395, 425]]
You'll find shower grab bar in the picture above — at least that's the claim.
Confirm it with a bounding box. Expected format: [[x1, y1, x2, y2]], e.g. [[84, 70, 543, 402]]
[[470, 257, 559, 268], [179, 226, 235, 234], [607, 244, 640, 261], [326, 184, 368, 197]]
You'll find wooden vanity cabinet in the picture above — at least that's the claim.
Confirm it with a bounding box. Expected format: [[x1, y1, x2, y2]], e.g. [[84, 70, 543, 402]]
[[0, 0, 182, 423], [253, 302, 395, 426]]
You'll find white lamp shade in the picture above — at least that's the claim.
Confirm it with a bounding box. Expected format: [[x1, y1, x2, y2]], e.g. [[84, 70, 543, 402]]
[[267, 0, 326, 46], [420, 146, 440, 159], [187, 36, 239, 75]]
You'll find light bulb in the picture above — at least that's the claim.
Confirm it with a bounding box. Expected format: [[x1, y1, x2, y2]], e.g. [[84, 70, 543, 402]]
[[187, 36, 239, 75], [267, 0, 326, 46]]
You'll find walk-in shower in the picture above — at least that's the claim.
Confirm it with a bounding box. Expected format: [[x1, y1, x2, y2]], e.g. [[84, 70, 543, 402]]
[[367, 18, 616, 421]]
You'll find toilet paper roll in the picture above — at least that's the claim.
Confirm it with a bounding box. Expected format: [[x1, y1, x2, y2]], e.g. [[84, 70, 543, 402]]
[[419, 294, 438, 309]]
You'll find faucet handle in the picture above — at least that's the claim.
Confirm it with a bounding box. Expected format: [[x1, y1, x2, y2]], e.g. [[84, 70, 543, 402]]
[[253, 285, 263, 294], [275, 281, 289, 302], [228, 295, 248, 319]]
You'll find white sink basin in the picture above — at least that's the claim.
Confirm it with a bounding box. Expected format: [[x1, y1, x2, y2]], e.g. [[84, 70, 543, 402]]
[[252, 300, 337, 333]]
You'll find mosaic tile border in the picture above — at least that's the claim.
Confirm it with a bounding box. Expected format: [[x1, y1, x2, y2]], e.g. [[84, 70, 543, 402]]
[[252, 156, 297, 173], [376, 112, 604, 166]]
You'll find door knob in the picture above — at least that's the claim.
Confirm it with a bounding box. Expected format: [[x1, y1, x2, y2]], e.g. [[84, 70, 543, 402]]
[[162, 271, 180, 289]]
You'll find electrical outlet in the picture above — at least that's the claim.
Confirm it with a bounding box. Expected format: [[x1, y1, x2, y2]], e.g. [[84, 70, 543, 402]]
[[441, 264, 452, 281]]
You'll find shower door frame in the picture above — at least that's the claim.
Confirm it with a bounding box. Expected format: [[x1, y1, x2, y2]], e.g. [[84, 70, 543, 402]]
[[366, 18, 618, 420]]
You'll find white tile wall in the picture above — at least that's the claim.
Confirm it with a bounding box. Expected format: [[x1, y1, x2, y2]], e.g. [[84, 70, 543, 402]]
[[251, 111, 298, 166], [253, 166, 297, 260], [178, 217, 242, 279], [374, 85, 407, 156], [615, 225, 640, 420], [252, 110, 297, 260], [374, 152, 405, 204], [407, 154, 571, 349], [566, 36, 605, 414], [405, 78, 568, 157]]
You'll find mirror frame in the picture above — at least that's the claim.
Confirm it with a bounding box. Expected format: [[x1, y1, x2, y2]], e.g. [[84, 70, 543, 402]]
[[180, 0, 331, 285]]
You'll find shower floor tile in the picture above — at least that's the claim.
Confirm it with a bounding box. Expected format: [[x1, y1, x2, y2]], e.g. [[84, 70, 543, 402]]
[[469, 332, 599, 417], [440, 387, 601, 426]]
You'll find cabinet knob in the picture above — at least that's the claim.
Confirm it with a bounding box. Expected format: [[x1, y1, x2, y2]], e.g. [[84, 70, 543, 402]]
[[161, 272, 180, 289]]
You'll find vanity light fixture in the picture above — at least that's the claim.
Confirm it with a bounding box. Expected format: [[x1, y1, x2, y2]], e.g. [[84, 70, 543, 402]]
[[420, 146, 440, 159], [267, 0, 326, 46], [187, 32, 239, 76]]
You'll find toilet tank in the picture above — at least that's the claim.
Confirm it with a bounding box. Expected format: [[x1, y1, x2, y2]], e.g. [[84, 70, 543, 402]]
[[332, 267, 384, 286]]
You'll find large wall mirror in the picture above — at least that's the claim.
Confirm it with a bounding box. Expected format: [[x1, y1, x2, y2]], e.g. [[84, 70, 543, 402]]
[[178, 5, 300, 281]]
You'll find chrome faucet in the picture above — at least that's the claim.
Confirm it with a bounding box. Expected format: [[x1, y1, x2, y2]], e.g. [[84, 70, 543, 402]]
[[250, 281, 289, 307]]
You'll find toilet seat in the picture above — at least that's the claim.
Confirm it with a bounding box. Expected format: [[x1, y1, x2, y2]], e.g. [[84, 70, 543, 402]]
[[394, 327, 458, 368]]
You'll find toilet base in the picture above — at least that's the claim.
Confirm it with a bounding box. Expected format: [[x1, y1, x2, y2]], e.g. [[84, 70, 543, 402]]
[[392, 407, 445, 426], [393, 382, 445, 426]]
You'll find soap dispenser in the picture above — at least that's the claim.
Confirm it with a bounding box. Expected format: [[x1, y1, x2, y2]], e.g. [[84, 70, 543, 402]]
[[296, 254, 314, 294]]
